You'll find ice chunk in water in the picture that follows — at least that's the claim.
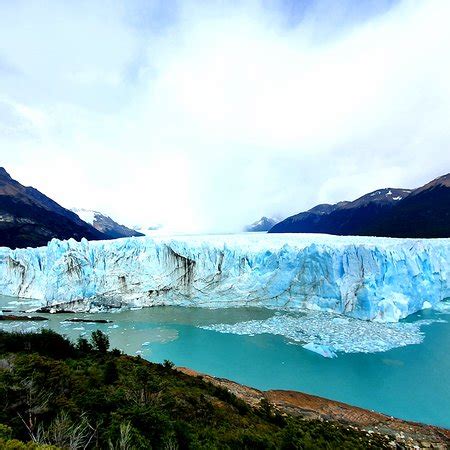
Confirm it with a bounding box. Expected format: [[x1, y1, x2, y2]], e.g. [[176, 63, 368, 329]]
[[303, 343, 337, 358], [200, 311, 436, 355]]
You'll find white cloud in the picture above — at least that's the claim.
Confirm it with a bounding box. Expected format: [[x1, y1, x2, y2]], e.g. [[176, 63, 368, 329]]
[[1, 0, 450, 232]]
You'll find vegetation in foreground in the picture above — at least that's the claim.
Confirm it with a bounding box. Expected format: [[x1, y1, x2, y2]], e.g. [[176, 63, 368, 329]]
[[0, 329, 390, 449]]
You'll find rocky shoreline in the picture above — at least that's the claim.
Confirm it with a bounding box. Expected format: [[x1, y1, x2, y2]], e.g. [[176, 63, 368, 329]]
[[177, 367, 450, 449]]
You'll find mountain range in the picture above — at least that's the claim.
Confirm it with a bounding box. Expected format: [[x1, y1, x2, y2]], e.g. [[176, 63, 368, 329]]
[[2, 166, 450, 248], [269, 173, 450, 238], [71, 208, 143, 239], [0, 168, 141, 249]]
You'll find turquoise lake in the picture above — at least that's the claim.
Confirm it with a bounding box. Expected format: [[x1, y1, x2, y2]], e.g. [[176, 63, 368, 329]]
[[1, 295, 449, 429]]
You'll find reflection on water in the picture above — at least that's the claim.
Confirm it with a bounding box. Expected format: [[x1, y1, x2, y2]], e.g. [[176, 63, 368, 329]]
[[1, 294, 450, 429]]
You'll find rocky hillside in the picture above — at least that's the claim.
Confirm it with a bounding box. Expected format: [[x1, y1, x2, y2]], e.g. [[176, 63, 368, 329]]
[[0, 167, 109, 249], [179, 367, 450, 449]]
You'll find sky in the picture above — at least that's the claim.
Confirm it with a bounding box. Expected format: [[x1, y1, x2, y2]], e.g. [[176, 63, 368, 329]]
[[1, 0, 450, 232]]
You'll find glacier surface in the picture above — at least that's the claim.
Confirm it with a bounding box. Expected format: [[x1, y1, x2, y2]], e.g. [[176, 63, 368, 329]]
[[0, 233, 449, 322]]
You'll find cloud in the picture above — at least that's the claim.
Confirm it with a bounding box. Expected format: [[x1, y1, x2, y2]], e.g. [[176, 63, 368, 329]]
[[1, 0, 449, 232]]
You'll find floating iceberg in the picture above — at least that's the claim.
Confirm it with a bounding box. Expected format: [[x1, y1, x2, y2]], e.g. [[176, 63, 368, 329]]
[[0, 233, 449, 322], [303, 342, 337, 358], [200, 311, 441, 355]]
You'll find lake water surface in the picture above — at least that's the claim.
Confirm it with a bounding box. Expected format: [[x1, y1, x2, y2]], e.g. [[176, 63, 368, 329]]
[[1, 295, 449, 429]]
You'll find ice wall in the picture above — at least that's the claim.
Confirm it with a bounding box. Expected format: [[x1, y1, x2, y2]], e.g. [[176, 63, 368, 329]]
[[0, 233, 449, 322]]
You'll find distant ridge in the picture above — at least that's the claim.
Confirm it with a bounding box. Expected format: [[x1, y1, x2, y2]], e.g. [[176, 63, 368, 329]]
[[0, 167, 110, 249], [72, 208, 144, 239], [245, 216, 281, 232], [269, 173, 450, 238]]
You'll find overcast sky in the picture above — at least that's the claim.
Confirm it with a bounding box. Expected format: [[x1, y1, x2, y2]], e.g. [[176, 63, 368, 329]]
[[1, 0, 449, 232]]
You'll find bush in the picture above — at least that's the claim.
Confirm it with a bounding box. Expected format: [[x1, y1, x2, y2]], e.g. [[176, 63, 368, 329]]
[[0, 423, 12, 440], [103, 360, 118, 384], [0, 330, 75, 359], [0, 438, 59, 449]]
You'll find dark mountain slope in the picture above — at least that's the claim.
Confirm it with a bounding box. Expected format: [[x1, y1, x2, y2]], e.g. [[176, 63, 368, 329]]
[[368, 174, 450, 238], [0, 167, 109, 248], [269, 175, 449, 238]]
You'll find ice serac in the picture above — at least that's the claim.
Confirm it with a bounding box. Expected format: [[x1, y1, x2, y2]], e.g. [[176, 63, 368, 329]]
[[0, 234, 449, 322]]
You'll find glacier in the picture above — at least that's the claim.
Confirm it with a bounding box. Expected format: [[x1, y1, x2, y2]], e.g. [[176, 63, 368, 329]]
[[0, 233, 449, 322]]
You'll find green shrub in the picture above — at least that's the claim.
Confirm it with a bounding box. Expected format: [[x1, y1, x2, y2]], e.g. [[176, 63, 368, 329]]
[[0, 330, 75, 359], [0, 423, 13, 440], [0, 330, 390, 449]]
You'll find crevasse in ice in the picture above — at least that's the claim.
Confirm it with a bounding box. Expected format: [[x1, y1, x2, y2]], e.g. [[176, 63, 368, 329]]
[[0, 233, 449, 322]]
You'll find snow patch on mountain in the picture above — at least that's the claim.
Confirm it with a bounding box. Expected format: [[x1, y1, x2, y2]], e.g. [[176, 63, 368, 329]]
[[72, 208, 96, 225], [245, 216, 281, 232]]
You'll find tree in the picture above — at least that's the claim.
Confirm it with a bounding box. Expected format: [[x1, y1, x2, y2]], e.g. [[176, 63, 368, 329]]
[[163, 360, 174, 370], [91, 330, 110, 353], [104, 361, 119, 384], [76, 337, 93, 353]]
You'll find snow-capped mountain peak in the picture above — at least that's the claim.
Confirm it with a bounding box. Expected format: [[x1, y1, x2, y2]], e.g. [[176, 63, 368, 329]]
[[71, 208, 143, 239], [245, 216, 282, 232], [71, 208, 97, 226]]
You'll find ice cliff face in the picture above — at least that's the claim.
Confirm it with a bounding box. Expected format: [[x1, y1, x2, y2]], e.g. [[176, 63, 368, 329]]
[[0, 234, 449, 322]]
